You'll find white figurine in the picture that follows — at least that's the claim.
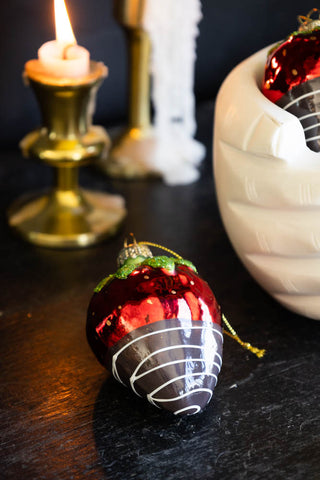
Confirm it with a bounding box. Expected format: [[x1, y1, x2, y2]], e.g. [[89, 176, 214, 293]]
[[144, 0, 205, 185]]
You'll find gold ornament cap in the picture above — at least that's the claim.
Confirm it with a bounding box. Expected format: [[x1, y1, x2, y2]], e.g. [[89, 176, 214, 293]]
[[117, 236, 153, 267], [298, 8, 320, 31]]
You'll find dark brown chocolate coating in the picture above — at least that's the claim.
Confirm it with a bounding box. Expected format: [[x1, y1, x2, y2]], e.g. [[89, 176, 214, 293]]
[[108, 318, 223, 415], [276, 77, 320, 152]]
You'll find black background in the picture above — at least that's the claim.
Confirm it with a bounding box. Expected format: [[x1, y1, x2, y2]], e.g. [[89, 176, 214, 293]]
[[0, 0, 318, 146]]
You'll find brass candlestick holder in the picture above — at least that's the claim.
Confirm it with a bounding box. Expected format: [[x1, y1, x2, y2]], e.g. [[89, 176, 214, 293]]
[[100, 0, 158, 179], [8, 60, 126, 248]]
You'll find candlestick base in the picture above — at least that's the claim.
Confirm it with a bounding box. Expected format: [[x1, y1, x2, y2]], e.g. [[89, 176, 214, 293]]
[[100, 127, 161, 179], [8, 187, 126, 248]]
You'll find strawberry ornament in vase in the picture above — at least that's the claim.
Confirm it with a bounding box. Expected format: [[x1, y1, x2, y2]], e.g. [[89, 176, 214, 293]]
[[262, 8, 320, 151]]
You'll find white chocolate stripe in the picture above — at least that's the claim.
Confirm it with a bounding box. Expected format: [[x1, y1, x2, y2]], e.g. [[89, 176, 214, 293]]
[[133, 358, 221, 383], [174, 405, 201, 415], [149, 387, 214, 408], [112, 324, 223, 384], [282, 89, 320, 110], [147, 372, 218, 407], [306, 135, 320, 143], [299, 111, 320, 121], [304, 122, 320, 132], [130, 346, 221, 396]]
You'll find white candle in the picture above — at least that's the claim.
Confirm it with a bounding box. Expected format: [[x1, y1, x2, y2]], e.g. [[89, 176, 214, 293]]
[[38, 41, 90, 78], [38, 0, 90, 78]]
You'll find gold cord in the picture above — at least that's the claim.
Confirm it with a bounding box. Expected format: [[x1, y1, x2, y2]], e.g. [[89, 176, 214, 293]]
[[222, 314, 266, 358], [138, 241, 183, 259], [298, 8, 320, 26]]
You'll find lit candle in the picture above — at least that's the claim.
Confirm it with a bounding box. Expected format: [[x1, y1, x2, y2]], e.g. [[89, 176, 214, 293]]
[[38, 0, 90, 78]]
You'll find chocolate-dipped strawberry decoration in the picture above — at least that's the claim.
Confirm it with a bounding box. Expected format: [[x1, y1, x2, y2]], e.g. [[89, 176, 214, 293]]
[[86, 238, 223, 415], [262, 9, 320, 152]]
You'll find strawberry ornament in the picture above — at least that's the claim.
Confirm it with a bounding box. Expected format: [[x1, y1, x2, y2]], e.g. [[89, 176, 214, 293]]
[[262, 9, 320, 152], [86, 238, 223, 416]]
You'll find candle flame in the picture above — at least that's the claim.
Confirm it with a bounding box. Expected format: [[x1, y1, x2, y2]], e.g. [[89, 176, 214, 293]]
[[54, 0, 76, 45]]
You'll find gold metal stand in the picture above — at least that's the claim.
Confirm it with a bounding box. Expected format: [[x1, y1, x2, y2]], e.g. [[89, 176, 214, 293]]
[[100, 0, 158, 179], [8, 60, 126, 248]]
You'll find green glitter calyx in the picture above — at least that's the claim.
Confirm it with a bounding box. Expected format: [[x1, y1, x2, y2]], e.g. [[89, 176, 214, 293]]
[[94, 256, 197, 293], [268, 25, 320, 56]]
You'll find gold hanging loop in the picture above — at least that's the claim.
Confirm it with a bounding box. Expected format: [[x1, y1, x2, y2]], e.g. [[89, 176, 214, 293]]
[[138, 241, 183, 259], [222, 314, 266, 358]]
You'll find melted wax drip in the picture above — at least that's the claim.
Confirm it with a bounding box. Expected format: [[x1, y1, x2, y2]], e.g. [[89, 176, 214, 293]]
[[143, 0, 205, 184]]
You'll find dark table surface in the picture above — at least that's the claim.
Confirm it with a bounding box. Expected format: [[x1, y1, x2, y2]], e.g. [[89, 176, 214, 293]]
[[1, 102, 319, 480]]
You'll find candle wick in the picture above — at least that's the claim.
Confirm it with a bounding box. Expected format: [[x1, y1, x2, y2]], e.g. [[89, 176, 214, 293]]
[[62, 44, 74, 60]]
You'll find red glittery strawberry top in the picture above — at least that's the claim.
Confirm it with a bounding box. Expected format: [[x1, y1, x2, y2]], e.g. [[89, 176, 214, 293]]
[[262, 28, 320, 103]]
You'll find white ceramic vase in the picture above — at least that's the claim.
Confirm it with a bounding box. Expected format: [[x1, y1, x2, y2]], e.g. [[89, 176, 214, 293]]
[[214, 45, 320, 320]]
